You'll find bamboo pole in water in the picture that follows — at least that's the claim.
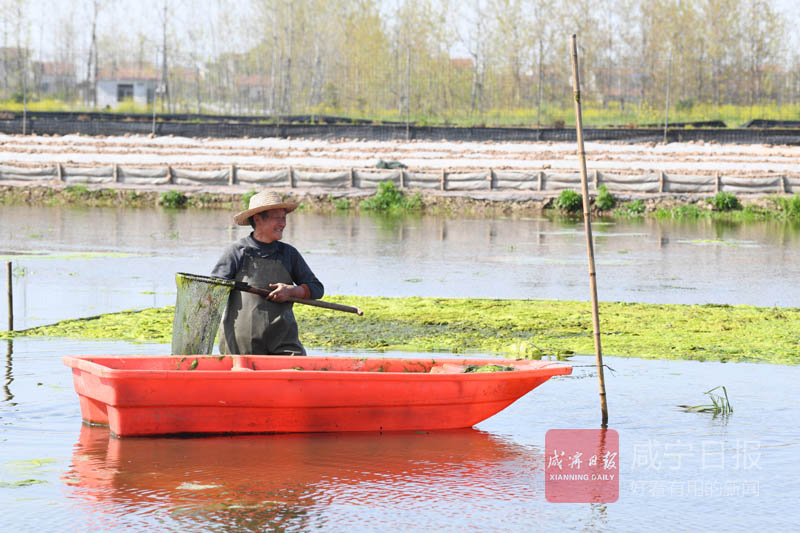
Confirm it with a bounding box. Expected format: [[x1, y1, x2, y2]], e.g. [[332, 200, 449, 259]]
[[570, 34, 609, 427]]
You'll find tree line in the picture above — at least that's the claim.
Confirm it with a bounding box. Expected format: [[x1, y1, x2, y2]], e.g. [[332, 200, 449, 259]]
[[1, 0, 797, 126]]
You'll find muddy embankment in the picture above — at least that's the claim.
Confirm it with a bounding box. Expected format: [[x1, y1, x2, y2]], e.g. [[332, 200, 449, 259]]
[[1, 133, 799, 216]]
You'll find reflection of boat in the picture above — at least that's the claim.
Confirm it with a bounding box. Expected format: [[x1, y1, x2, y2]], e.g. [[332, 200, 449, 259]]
[[66, 425, 541, 530], [63, 355, 570, 436]]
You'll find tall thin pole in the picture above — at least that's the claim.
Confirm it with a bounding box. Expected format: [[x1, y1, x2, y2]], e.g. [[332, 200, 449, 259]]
[[5, 261, 12, 332], [570, 34, 608, 427]]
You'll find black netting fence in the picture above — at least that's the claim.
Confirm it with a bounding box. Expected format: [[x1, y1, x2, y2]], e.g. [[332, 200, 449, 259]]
[[2, 114, 800, 144]]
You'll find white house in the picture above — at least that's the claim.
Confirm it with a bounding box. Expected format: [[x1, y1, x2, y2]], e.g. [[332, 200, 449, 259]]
[[96, 68, 157, 108]]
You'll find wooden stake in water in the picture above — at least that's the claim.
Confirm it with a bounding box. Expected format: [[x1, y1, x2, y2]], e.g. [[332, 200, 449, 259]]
[[570, 34, 609, 427], [5, 261, 12, 332]]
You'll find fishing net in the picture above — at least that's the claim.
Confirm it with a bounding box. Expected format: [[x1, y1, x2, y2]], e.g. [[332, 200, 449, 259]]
[[171, 272, 234, 355]]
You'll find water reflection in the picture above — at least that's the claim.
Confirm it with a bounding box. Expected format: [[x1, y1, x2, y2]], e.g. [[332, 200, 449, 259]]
[[66, 425, 541, 531], [3, 339, 12, 402]]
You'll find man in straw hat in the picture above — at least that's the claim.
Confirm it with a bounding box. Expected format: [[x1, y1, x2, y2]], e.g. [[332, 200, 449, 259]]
[[211, 190, 323, 355]]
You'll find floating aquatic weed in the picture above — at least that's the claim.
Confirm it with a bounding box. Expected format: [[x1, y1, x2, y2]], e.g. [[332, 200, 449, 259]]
[[0, 479, 47, 488], [679, 386, 733, 417], [464, 364, 515, 373], [6, 458, 59, 470], [680, 239, 735, 246], [9, 297, 800, 364]]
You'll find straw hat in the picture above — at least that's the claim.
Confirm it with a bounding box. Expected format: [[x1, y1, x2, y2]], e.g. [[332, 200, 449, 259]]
[[234, 191, 298, 225]]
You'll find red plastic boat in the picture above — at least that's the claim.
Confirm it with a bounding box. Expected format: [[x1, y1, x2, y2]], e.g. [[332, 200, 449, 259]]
[[63, 355, 571, 437]]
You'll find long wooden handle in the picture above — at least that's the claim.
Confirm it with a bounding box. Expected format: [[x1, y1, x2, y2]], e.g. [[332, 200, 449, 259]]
[[234, 282, 364, 316]]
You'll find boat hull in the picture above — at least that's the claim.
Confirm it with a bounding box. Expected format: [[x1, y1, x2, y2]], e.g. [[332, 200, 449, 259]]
[[64, 355, 571, 437]]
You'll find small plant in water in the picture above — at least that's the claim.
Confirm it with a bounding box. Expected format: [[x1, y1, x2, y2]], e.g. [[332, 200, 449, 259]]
[[615, 199, 646, 216], [656, 204, 704, 219], [65, 184, 89, 196], [595, 185, 617, 211], [241, 189, 258, 207], [361, 181, 422, 212], [770, 194, 800, 218], [679, 386, 733, 417], [554, 189, 582, 213], [333, 196, 351, 210], [158, 190, 188, 208], [708, 192, 741, 211]]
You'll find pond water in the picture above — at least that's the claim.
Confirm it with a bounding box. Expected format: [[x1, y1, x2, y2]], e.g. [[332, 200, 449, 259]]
[[1, 205, 799, 530], [2, 337, 798, 531], [1, 205, 799, 329]]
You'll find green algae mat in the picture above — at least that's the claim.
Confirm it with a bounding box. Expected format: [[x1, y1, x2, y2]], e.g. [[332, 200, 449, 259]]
[[4, 297, 799, 365]]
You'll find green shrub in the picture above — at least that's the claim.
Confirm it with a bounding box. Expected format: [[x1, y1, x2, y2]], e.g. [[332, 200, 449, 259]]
[[614, 199, 645, 216], [158, 190, 188, 208], [405, 192, 423, 210], [627, 199, 645, 214], [65, 184, 89, 196], [333, 197, 351, 210], [361, 181, 421, 212], [708, 192, 741, 211], [595, 185, 616, 211], [241, 189, 258, 207], [554, 189, 583, 213], [655, 205, 704, 219], [771, 194, 800, 218]]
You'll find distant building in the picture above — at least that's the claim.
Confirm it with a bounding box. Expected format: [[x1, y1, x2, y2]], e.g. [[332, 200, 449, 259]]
[[96, 66, 158, 108], [236, 74, 270, 103], [450, 57, 474, 70], [37, 61, 77, 97]]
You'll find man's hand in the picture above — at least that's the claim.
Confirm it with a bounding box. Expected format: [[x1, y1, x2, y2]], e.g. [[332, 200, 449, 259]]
[[267, 283, 303, 302]]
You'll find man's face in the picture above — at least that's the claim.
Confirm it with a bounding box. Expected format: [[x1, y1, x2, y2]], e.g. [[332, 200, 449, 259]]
[[257, 209, 287, 242]]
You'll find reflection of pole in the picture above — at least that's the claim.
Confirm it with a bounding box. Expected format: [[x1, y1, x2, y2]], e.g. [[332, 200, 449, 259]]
[[4, 339, 12, 402], [570, 34, 609, 428], [5, 261, 11, 331]]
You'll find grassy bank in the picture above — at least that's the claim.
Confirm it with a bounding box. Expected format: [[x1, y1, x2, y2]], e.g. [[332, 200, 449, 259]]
[[4, 184, 800, 221], [4, 297, 798, 365]]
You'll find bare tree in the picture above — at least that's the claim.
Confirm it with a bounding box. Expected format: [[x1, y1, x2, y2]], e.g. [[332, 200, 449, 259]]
[[742, 0, 784, 104], [84, 0, 104, 107], [459, 0, 489, 115]]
